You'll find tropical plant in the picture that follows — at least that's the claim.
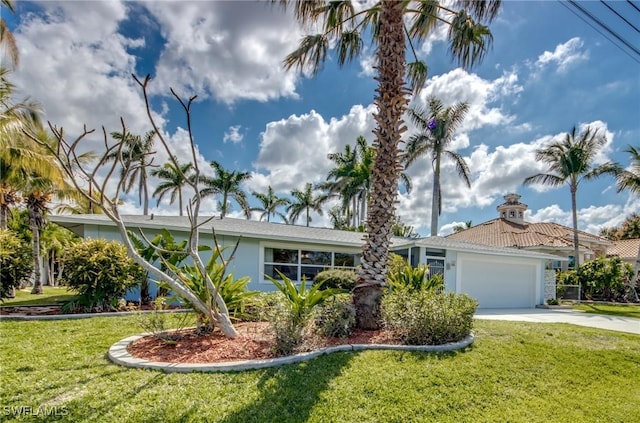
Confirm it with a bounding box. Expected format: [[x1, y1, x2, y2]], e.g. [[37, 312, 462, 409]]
[[615, 144, 640, 195], [279, 0, 501, 329], [0, 0, 19, 68], [129, 228, 189, 305], [0, 68, 44, 229], [322, 136, 412, 229], [0, 229, 32, 300], [599, 213, 640, 240], [287, 182, 329, 227], [614, 144, 640, 286], [165, 244, 256, 331], [391, 216, 419, 238], [151, 160, 194, 216], [107, 128, 157, 216], [523, 125, 620, 268], [61, 239, 144, 312], [453, 220, 473, 233], [250, 185, 290, 222], [267, 270, 346, 354], [267, 270, 345, 327], [200, 161, 251, 218], [39, 222, 78, 287], [387, 261, 443, 292], [405, 97, 471, 236]]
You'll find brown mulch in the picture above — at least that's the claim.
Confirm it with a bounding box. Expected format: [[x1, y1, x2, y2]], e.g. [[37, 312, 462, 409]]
[[127, 321, 403, 364]]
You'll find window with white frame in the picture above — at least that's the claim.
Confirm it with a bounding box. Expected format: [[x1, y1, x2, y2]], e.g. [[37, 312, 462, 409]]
[[263, 246, 360, 282]]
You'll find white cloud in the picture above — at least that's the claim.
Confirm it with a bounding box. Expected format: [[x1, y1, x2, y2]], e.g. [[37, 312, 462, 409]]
[[144, 1, 302, 104], [535, 37, 588, 73], [411, 68, 520, 131], [223, 125, 244, 144]]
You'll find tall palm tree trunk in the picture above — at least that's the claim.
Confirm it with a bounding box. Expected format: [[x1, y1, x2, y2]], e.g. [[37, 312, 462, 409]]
[[354, 1, 407, 330], [29, 209, 43, 294], [431, 155, 441, 237], [570, 183, 580, 269], [142, 174, 149, 216], [178, 189, 183, 217]]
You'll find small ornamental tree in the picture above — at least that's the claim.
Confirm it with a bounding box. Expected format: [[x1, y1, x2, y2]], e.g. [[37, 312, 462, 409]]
[[27, 75, 242, 337], [0, 229, 32, 300], [61, 238, 144, 311]]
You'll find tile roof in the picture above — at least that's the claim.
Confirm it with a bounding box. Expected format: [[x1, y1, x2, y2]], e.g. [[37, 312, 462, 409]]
[[607, 238, 640, 260], [446, 218, 611, 250]]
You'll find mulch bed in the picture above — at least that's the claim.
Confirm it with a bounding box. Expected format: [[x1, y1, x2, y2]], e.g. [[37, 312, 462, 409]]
[[127, 321, 403, 364]]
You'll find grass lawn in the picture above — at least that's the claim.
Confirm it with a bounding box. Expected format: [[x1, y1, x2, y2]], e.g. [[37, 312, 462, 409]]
[[1, 316, 638, 423], [572, 303, 640, 319], [0, 287, 77, 307]]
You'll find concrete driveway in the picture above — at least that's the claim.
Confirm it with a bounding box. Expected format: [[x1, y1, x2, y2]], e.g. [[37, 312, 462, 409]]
[[475, 308, 640, 335]]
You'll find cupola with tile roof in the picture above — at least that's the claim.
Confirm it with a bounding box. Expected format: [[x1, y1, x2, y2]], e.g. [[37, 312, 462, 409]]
[[497, 193, 527, 225]]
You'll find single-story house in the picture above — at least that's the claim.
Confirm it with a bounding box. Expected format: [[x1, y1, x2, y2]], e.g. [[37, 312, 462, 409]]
[[446, 193, 612, 270], [50, 213, 566, 309]]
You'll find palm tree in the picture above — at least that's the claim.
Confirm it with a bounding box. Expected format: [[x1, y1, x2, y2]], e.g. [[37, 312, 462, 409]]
[[108, 129, 157, 216], [0, 0, 19, 68], [287, 182, 329, 227], [615, 145, 640, 287], [322, 136, 374, 228], [323, 135, 412, 229], [151, 160, 194, 216], [453, 220, 473, 233], [523, 126, 620, 268], [200, 161, 251, 218], [280, 0, 500, 328], [405, 97, 471, 236], [615, 145, 640, 195], [0, 68, 44, 229], [251, 185, 290, 222]]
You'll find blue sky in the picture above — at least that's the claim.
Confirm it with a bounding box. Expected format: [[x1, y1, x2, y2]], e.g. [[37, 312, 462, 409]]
[[6, 1, 640, 236]]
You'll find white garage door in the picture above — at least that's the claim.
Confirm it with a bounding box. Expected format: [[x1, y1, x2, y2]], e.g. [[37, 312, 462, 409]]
[[458, 254, 537, 308]]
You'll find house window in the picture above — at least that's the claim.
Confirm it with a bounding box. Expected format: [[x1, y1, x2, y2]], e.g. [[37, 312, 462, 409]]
[[263, 246, 359, 283], [425, 248, 446, 278], [509, 211, 515, 218], [568, 256, 575, 269], [518, 211, 523, 218]]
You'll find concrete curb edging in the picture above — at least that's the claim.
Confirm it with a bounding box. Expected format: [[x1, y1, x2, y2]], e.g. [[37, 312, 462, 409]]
[[108, 333, 475, 373], [0, 308, 190, 321]]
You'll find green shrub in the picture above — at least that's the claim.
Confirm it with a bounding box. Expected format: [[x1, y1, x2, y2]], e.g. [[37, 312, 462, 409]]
[[61, 238, 144, 312], [313, 269, 357, 290], [578, 257, 633, 301], [267, 271, 346, 354], [313, 295, 356, 338], [0, 230, 32, 300], [382, 290, 477, 345], [267, 297, 306, 356]]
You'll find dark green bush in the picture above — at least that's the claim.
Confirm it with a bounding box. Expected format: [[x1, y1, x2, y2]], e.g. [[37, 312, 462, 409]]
[[313, 269, 357, 290], [578, 256, 633, 301], [0, 229, 32, 300], [313, 294, 356, 338], [382, 290, 477, 345], [61, 238, 144, 312]]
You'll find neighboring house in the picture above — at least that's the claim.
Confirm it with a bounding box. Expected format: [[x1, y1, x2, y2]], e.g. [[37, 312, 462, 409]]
[[606, 238, 640, 268], [50, 213, 566, 309], [447, 193, 612, 271]]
